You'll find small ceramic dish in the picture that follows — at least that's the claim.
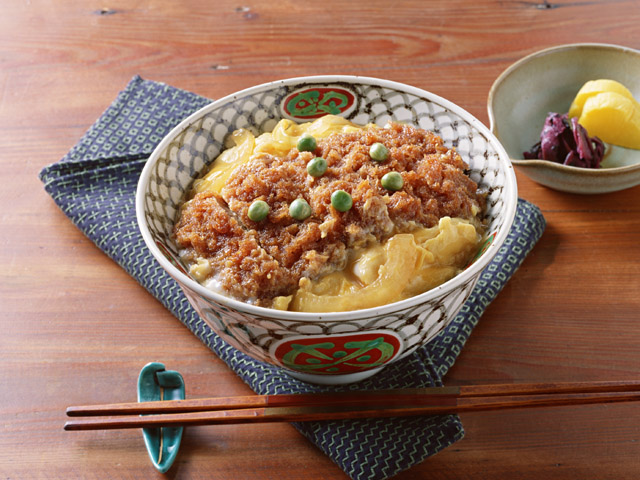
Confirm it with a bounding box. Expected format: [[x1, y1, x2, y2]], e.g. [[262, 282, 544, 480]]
[[488, 43, 640, 194]]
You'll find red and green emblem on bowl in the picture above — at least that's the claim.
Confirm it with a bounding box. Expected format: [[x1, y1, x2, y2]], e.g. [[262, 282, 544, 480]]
[[272, 332, 402, 375], [283, 86, 356, 120]]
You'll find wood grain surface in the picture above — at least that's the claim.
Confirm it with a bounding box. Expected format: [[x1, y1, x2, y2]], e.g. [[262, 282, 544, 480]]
[[1, 0, 639, 478]]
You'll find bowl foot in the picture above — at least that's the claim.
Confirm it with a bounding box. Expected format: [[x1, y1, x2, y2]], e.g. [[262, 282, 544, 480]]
[[285, 366, 385, 385]]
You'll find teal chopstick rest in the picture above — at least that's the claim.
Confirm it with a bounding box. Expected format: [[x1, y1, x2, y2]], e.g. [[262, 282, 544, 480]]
[[137, 362, 185, 473]]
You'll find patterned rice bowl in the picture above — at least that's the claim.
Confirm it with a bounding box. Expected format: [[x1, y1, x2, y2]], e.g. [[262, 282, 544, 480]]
[[136, 76, 518, 385]]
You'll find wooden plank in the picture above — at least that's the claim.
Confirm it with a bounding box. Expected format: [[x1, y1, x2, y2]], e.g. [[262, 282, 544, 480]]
[[1, 0, 639, 477]]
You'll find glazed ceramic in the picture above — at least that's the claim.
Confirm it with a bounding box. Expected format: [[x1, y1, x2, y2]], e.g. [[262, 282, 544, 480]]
[[138, 362, 184, 473], [136, 76, 518, 384], [488, 43, 640, 194]]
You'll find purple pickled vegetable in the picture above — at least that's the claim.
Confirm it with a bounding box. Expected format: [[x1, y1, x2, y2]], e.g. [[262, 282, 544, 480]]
[[571, 116, 605, 168], [523, 113, 605, 169], [539, 113, 572, 163]]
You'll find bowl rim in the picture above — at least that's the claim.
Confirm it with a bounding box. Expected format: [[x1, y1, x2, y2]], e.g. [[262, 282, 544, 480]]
[[487, 42, 640, 174], [502, 157, 640, 175], [136, 75, 518, 322]]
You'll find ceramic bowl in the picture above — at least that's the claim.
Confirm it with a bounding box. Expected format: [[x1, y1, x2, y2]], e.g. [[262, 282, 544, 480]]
[[488, 43, 640, 194], [136, 76, 518, 385]]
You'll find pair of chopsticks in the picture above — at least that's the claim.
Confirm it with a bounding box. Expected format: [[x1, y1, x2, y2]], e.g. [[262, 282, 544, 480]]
[[64, 380, 640, 431]]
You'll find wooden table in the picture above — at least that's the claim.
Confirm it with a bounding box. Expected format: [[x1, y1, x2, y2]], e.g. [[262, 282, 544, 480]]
[[2, 0, 639, 478]]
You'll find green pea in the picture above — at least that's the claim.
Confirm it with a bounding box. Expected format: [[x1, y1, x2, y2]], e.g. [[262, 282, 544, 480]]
[[369, 142, 389, 162], [297, 134, 317, 152], [381, 171, 403, 191], [331, 190, 353, 212], [289, 198, 312, 220], [306, 156, 327, 177], [247, 200, 269, 222]]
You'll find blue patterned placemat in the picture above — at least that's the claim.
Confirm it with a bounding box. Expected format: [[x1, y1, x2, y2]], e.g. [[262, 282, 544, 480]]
[[39, 76, 546, 480]]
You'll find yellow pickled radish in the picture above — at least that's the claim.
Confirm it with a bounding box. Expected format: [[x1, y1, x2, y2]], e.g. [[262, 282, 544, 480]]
[[578, 92, 640, 150], [568, 79, 635, 119]]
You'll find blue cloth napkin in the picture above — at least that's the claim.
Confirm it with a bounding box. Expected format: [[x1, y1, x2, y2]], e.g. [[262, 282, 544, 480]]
[[39, 76, 546, 480]]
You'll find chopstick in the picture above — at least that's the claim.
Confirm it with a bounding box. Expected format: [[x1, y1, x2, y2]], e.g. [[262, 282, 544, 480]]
[[64, 380, 640, 431]]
